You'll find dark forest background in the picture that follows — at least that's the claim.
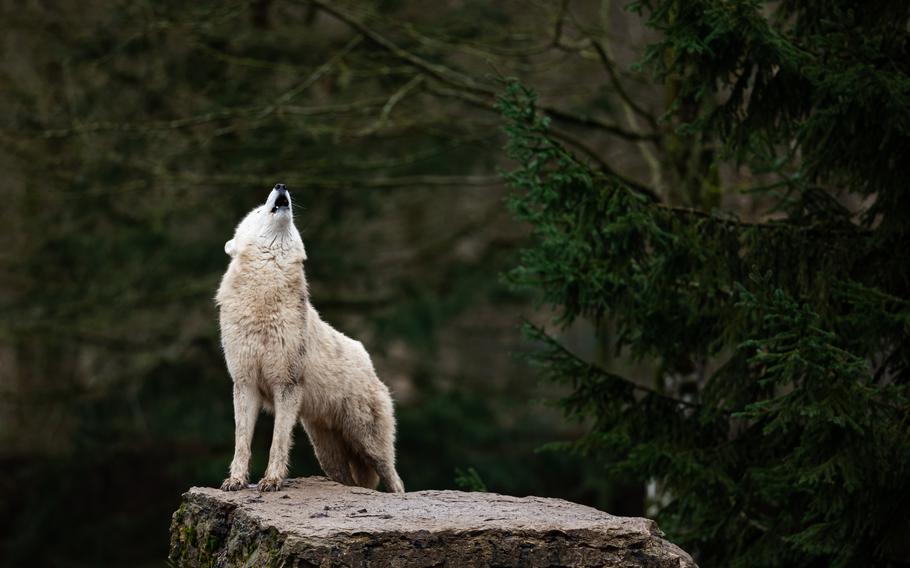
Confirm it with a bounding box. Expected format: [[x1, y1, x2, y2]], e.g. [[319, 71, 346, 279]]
[[0, 2, 651, 565], [2, 0, 908, 567]]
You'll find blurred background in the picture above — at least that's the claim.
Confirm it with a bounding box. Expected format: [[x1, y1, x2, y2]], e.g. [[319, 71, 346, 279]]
[[0, 1, 675, 565]]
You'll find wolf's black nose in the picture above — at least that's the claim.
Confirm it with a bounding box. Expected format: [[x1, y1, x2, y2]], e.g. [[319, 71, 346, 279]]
[[274, 183, 287, 193]]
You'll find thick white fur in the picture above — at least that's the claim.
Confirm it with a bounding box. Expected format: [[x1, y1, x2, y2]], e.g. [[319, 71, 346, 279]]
[[215, 187, 404, 493]]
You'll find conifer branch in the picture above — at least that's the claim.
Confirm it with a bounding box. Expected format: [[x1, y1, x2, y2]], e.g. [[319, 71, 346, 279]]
[[653, 203, 871, 235]]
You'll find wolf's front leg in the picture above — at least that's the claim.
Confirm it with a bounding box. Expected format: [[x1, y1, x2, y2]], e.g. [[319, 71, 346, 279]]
[[221, 381, 261, 491], [258, 386, 302, 491]]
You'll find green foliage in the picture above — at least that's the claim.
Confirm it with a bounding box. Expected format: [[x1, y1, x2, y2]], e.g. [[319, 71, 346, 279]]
[[454, 467, 488, 492], [629, 0, 910, 230], [499, 1, 910, 561]]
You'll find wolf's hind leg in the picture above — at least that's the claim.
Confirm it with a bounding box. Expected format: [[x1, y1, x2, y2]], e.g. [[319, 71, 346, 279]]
[[303, 422, 356, 486]]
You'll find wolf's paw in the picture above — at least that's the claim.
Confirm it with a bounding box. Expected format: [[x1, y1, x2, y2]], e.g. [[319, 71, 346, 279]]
[[220, 477, 247, 491], [257, 477, 283, 492]]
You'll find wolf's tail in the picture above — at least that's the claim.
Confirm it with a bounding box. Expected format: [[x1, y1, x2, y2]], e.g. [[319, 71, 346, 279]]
[[349, 456, 380, 490]]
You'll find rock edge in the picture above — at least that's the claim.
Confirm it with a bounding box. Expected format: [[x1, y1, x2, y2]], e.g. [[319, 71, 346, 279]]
[[169, 476, 696, 567]]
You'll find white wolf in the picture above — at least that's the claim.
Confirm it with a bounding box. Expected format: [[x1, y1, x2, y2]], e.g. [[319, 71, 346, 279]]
[[216, 183, 404, 493]]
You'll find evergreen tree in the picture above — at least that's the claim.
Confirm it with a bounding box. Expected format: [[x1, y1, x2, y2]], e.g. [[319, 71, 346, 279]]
[[501, 1, 910, 566]]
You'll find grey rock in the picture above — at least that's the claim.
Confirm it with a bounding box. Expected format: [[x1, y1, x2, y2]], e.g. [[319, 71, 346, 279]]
[[169, 476, 696, 567]]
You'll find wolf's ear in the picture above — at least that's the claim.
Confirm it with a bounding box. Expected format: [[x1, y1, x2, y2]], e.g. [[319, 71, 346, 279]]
[[224, 239, 236, 257]]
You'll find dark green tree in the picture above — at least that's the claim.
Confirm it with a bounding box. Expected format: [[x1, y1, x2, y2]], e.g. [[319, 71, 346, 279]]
[[501, 1, 910, 566]]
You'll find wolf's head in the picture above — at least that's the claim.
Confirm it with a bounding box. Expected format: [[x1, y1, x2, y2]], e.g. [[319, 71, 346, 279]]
[[224, 183, 306, 262]]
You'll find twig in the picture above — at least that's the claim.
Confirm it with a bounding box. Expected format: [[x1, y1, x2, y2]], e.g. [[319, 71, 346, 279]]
[[275, 35, 364, 105], [594, 0, 663, 194], [359, 75, 424, 135], [588, 40, 656, 129]]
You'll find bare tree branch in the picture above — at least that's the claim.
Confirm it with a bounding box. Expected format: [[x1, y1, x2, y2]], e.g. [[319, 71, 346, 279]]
[[308, 0, 492, 95], [596, 0, 664, 194], [275, 35, 364, 105], [359, 74, 424, 135], [152, 171, 504, 189], [424, 81, 655, 143], [548, 127, 661, 202], [588, 41, 657, 130], [5, 35, 366, 140], [306, 0, 655, 143]]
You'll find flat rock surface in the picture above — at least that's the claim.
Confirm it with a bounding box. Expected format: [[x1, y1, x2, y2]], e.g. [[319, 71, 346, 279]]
[[169, 476, 696, 567]]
